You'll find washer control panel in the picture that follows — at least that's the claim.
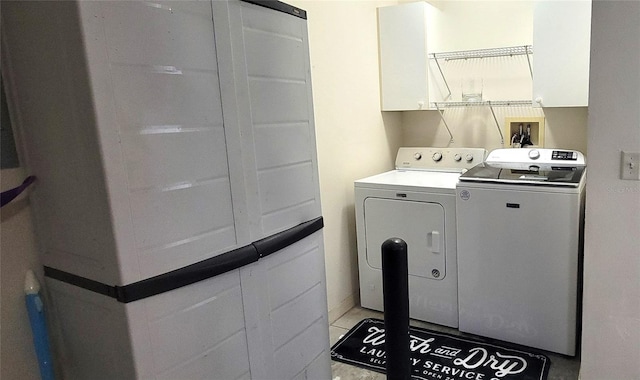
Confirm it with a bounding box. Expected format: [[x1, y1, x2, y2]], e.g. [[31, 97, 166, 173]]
[[486, 148, 585, 166], [396, 147, 487, 171]]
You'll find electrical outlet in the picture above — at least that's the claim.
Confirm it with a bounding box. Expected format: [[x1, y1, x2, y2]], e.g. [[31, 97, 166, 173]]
[[621, 151, 640, 180]]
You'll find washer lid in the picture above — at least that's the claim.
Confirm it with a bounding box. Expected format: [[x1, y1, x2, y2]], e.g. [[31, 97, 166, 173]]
[[460, 162, 585, 187], [460, 148, 586, 187]]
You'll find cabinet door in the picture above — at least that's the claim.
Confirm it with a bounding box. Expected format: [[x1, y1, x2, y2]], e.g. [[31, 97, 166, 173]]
[[79, 0, 250, 283], [213, 2, 331, 379], [378, 2, 431, 111], [533, 0, 591, 107], [215, 0, 322, 240], [2, 0, 250, 284]]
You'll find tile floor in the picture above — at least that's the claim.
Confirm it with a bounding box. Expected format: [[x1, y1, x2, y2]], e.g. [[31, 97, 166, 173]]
[[329, 306, 581, 380]]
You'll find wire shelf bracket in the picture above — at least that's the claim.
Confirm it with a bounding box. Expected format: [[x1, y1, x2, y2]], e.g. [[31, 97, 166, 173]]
[[434, 102, 455, 145], [430, 100, 533, 147]]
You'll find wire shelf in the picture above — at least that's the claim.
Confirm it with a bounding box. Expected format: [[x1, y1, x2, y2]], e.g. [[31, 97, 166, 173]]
[[430, 45, 533, 61], [427, 46, 535, 147], [431, 100, 532, 108]]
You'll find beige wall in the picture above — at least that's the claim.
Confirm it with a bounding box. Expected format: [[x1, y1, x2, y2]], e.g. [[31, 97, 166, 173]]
[[402, 107, 588, 153], [288, 0, 404, 321], [581, 1, 640, 378]]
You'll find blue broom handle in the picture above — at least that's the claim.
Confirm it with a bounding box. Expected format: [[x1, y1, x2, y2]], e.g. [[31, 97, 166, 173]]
[[25, 271, 55, 380]]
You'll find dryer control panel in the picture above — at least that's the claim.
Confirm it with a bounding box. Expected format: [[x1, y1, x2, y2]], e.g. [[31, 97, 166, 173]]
[[396, 147, 487, 172]]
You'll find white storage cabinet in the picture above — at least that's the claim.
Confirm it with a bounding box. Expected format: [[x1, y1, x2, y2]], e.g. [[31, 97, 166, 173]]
[[1, 0, 330, 379]]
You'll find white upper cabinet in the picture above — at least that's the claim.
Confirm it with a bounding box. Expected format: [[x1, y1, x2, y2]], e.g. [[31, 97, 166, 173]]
[[378, 1, 534, 111], [378, 2, 434, 111], [378, 1, 593, 111], [532, 0, 592, 107]]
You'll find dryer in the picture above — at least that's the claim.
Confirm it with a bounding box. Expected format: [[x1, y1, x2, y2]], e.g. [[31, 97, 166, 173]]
[[456, 148, 586, 355], [355, 147, 486, 328]]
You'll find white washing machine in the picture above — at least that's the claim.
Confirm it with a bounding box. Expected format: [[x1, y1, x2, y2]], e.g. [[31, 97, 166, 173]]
[[456, 148, 586, 355], [355, 147, 486, 328]]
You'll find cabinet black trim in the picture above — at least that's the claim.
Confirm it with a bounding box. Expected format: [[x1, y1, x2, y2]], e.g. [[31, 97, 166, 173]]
[[241, 0, 307, 19], [118, 245, 259, 303], [44, 267, 118, 299], [44, 217, 323, 303], [253, 216, 324, 258], [44, 245, 258, 303]]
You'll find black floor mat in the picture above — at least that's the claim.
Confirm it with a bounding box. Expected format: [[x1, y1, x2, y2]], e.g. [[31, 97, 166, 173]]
[[331, 318, 550, 380]]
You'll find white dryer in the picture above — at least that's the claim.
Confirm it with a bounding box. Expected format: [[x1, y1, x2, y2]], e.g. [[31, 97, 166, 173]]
[[355, 147, 486, 328], [456, 148, 586, 355]]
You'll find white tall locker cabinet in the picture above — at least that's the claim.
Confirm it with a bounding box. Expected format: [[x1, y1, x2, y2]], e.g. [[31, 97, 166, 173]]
[[1, 1, 330, 379]]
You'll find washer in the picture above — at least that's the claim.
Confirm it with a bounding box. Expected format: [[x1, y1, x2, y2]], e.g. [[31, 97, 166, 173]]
[[355, 147, 486, 328], [456, 148, 586, 355]]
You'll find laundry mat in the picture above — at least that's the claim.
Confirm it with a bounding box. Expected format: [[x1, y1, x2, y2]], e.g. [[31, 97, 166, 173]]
[[331, 318, 550, 380]]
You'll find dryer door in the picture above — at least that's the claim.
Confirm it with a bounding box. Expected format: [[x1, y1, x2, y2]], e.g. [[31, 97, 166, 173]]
[[364, 198, 445, 280]]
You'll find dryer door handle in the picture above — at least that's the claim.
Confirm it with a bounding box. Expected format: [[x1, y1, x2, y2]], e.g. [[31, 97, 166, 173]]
[[428, 231, 440, 253]]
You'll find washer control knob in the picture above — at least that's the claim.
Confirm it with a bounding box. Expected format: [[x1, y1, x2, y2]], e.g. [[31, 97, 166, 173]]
[[454, 153, 462, 162], [465, 154, 474, 162], [528, 149, 540, 160], [432, 152, 443, 162], [414, 153, 422, 160]]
